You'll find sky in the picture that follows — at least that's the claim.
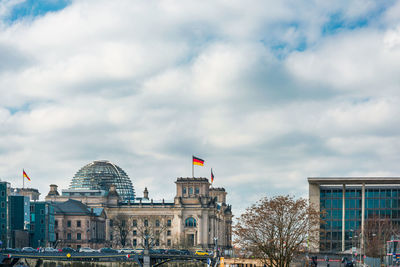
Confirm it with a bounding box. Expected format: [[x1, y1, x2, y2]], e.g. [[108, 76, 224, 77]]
[[1, 0, 400, 216]]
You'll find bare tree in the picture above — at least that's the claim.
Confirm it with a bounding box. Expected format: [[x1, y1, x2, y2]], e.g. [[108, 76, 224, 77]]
[[364, 215, 399, 260], [135, 217, 169, 249], [112, 214, 131, 248], [234, 195, 321, 267]]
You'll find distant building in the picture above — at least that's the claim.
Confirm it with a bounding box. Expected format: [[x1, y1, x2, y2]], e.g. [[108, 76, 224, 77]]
[[53, 199, 106, 250], [9, 196, 30, 231], [30, 202, 55, 248], [11, 188, 40, 201], [8, 195, 30, 248], [46, 160, 233, 251], [309, 177, 400, 253], [0, 181, 10, 247]]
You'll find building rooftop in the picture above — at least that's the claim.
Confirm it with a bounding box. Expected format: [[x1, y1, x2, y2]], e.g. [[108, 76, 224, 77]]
[[308, 177, 400, 185]]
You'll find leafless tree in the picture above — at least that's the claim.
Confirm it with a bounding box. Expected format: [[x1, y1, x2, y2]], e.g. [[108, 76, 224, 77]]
[[234, 195, 322, 267], [112, 214, 131, 248], [364, 215, 399, 260], [135, 217, 169, 249]]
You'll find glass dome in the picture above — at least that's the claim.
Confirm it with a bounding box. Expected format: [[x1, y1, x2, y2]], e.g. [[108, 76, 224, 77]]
[[70, 160, 135, 202]]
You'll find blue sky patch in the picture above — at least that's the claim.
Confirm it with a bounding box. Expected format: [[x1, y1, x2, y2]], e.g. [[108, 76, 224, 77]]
[[6, 0, 71, 23]]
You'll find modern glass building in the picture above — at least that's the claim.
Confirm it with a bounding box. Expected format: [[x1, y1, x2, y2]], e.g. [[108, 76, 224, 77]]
[[0, 181, 9, 248], [309, 177, 400, 253], [70, 160, 135, 202], [30, 202, 55, 248], [9, 195, 30, 231]]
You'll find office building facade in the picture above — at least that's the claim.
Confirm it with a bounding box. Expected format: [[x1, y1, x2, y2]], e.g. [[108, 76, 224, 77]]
[[309, 177, 400, 253], [30, 202, 56, 248]]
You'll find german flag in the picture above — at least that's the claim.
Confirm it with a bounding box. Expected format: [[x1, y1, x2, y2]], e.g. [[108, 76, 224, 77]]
[[211, 168, 214, 183], [23, 169, 31, 181], [193, 156, 204, 166]]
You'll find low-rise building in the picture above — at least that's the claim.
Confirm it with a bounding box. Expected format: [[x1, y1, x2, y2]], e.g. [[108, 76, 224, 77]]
[[53, 199, 106, 249]]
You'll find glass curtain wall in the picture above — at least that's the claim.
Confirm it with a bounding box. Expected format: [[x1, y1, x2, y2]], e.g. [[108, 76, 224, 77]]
[[320, 186, 400, 252]]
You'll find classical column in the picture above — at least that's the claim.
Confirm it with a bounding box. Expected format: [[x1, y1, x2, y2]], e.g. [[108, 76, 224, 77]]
[[342, 184, 346, 251], [308, 182, 320, 252]]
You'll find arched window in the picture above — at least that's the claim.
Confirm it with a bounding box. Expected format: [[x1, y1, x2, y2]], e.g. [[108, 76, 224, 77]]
[[185, 217, 197, 227]]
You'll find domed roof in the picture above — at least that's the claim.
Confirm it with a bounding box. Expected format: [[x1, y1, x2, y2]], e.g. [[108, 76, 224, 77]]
[[70, 160, 135, 202]]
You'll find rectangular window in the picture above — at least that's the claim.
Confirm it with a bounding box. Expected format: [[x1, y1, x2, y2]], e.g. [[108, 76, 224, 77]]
[[133, 239, 137, 247], [155, 239, 160, 246], [1, 202, 4, 208], [67, 233, 71, 240], [133, 220, 137, 227], [167, 220, 171, 227], [67, 220, 71, 227], [189, 187, 193, 194], [1, 191, 4, 197], [40, 209, 44, 215], [77, 220, 81, 227], [1, 213, 4, 219], [195, 187, 199, 194], [167, 239, 171, 246], [122, 220, 126, 227], [133, 230, 137, 236], [183, 187, 186, 194], [55, 220, 58, 227], [144, 219, 148, 227], [167, 230, 171, 236], [155, 220, 160, 227], [77, 233, 81, 240]]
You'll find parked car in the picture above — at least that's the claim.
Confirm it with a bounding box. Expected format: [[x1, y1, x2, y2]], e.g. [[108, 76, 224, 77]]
[[79, 247, 98, 253], [149, 249, 163, 254], [118, 248, 135, 254], [167, 249, 183, 255], [98, 248, 118, 253], [61, 247, 76, 253], [180, 249, 192, 255], [3, 248, 20, 253], [22, 247, 36, 253], [44, 247, 58, 253], [195, 250, 209, 256], [134, 248, 144, 254]]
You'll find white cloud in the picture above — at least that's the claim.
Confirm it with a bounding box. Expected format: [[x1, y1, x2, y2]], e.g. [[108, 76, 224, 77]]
[[1, 0, 400, 216]]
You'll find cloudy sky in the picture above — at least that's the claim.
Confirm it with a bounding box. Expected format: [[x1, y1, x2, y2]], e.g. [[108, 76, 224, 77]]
[[1, 0, 400, 216]]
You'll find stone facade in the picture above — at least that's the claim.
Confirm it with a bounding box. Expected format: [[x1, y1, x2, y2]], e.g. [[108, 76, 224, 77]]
[[46, 177, 232, 250], [53, 199, 106, 249]]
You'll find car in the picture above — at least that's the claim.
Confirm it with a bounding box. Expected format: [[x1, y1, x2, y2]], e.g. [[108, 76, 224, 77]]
[[134, 248, 144, 254], [118, 248, 135, 254], [98, 248, 118, 253], [79, 247, 97, 253], [3, 248, 19, 253], [44, 247, 58, 253], [149, 249, 163, 254], [22, 247, 36, 253], [167, 249, 184, 255], [195, 250, 209, 256], [180, 249, 192, 255], [61, 247, 76, 253]]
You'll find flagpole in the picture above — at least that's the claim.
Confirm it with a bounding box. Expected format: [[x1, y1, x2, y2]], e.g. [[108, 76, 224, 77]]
[[23, 169, 24, 189], [192, 156, 194, 178]]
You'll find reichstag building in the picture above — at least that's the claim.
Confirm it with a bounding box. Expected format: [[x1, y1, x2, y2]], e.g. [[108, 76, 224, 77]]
[[46, 160, 232, 251]]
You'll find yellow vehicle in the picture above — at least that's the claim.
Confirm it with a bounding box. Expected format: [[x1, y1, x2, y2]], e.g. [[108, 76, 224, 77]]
[[195, 250, 209, 256]]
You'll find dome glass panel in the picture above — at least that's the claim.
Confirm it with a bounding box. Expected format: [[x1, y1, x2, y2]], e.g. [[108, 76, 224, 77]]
[[70, 160, 135, 202]]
